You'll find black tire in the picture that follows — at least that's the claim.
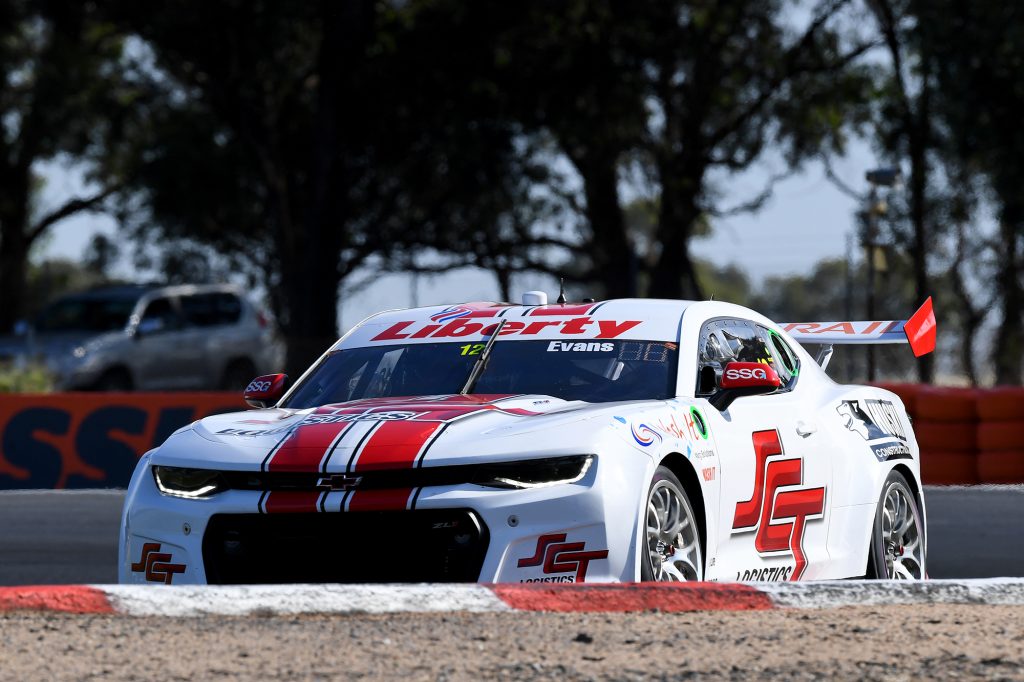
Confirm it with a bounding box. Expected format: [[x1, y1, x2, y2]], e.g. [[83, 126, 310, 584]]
[[866, 470, 926, 579], [93, 367, 134, 392], [640, 466, 704, 581], [220, 358, 257, 391]]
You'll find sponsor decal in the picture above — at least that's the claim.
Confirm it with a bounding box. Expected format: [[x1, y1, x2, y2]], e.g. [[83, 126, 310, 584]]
[[631, 422, 661, 447], [546, 341, 615, 352], [651, 407, 709, 443], [130, 542, 186, 584], [725, 366, 768, 381], [370, 317, 642, 341], [731, 430, 826, 581], [430, 306, 477, 323], [836, 399, 912, 462], [736, 566, 793, 582], [517, 533, 609, 583], [244, 379, 273, 394], [0, 393, 242, 490], [701, 465, 716, 482], [781, 321, 902, 336]]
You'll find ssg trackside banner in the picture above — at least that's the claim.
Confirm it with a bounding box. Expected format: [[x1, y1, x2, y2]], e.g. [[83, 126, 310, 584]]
[[0, 393, 244, 489]]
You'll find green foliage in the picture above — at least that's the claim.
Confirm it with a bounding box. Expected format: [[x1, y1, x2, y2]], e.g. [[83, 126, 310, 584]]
[[0, 363, 53, 394]]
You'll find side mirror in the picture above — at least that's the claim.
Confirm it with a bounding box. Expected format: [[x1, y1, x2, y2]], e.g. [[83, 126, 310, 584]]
[[244, 373, 289, 408], [709, 362, 782, 412], [135, 317, 165, 338]]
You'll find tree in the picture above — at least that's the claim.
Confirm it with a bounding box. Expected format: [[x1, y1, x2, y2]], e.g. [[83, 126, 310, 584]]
[[407, 1, 875, 303], [106, 0, 382, 373], [642, 0, 874, 301], [913, 0, 1024, 384], [865, 0, 942, 382], [0, 2, 127, 332]]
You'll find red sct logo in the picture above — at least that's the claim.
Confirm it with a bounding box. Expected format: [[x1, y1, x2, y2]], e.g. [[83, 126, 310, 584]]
[[732, 430, 825, 581], [517, 533, 609, 582]]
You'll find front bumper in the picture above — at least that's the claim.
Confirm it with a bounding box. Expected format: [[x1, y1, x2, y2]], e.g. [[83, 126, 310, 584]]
[[119, 454, 648, 585]]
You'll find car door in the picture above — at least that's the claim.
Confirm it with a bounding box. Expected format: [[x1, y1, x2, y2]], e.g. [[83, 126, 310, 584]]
[[177, 292, 230, 388], [132, 296, 194, 389], [698, 318, 831, 583]]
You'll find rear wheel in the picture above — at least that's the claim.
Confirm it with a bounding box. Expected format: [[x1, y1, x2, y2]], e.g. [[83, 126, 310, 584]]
[[641, 466, 703, 581], [867, 470, 926, 579]]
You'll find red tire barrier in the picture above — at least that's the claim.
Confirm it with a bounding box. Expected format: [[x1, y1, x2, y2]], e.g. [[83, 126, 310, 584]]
[[976, 387, 1024, 421], [977, 421, 1024, 452], [919, 450, 978, 485], [977, 450, 1024, 484], [915, 387, 978, 421], [914, 420, 977, 452]]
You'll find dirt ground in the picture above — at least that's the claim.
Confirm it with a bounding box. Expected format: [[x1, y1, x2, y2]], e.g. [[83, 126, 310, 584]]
[[2, 604, 1023, 680]]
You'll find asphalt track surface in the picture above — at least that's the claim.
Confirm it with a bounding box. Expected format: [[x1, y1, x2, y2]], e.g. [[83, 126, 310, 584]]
[[0, 486, 1021, 585]]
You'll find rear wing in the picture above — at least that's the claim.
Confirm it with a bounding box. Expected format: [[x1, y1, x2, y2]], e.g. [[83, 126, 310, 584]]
[[779, 297, 936, 366]]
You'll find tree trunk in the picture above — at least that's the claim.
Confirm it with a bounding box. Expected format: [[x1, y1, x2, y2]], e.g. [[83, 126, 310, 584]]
[[908, 100, 934, 383], [0, 228, 30, 333], [281, 0, 372, 376], [648, 166, 704, 300], [993, 219, 1023, 385], [0, 168, 32, 333], [571, 153, 634, 299]]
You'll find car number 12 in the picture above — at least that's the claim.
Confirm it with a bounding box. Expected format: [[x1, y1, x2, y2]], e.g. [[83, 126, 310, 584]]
[[459, 343, 485, 356]]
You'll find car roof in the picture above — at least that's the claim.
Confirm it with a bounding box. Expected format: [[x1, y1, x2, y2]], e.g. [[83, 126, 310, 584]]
[[57, 284, 159, 302]]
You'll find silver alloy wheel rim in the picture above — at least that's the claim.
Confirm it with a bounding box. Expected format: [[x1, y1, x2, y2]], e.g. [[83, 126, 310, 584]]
[[881, 481, 925, 580], [646, 479, 702, 581]]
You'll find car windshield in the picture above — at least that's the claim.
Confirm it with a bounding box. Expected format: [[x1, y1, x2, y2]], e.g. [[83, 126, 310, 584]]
[[34, 296, 138, 333], [283, 339, 679, 408]]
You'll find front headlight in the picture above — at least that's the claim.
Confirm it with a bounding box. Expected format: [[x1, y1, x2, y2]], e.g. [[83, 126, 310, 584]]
[[473, 455, 594, 489], [152, 466, 226, 499]]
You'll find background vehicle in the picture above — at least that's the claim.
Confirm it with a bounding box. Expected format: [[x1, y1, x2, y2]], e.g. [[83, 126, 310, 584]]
[[119, 296, 934, 585], [0, 284, 283, 391]]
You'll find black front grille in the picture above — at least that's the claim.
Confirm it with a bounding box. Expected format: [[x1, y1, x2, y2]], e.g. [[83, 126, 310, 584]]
[[202, 510, 488, 584]]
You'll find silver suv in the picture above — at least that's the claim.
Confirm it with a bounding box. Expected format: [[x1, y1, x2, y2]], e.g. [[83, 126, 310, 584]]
[[2, 284, 284, 390]]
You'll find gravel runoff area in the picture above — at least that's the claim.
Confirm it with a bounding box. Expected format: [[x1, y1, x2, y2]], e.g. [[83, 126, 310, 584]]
[[2, 604, 1023, 680]]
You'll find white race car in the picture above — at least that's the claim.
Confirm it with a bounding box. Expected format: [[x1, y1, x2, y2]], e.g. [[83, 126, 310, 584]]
[[118, 294, 936, 585]]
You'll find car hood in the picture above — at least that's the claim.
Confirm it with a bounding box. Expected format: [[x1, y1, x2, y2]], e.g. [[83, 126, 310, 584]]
[[159, 393, 649, 471]]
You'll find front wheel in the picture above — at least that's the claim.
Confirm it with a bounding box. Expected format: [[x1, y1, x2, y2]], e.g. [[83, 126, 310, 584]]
[[867, 470, 926, 579], [641, 466, 703, 581]]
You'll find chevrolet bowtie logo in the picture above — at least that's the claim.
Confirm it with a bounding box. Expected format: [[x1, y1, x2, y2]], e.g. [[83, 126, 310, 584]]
[[316, 474, 363, 491]]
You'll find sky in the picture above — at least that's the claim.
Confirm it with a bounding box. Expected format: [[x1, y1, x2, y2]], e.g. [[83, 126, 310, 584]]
[[36, 141, 877, 333]]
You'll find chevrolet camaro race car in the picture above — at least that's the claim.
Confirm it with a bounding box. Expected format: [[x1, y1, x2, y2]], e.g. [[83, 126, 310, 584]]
[[119, 294, 936, 585]]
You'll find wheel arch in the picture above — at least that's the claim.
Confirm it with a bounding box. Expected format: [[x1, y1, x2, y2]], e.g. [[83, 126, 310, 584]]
[[93, 364, 135, 391], [658, 452, 708, 573], [890, 461, 927, 544]]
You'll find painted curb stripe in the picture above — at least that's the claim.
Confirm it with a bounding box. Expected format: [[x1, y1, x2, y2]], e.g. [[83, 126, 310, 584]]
[[98, 584, 509, 617], [5, 580, 1024, 616], [0, 586, 113, 614], [491, 583, 774, 612]]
